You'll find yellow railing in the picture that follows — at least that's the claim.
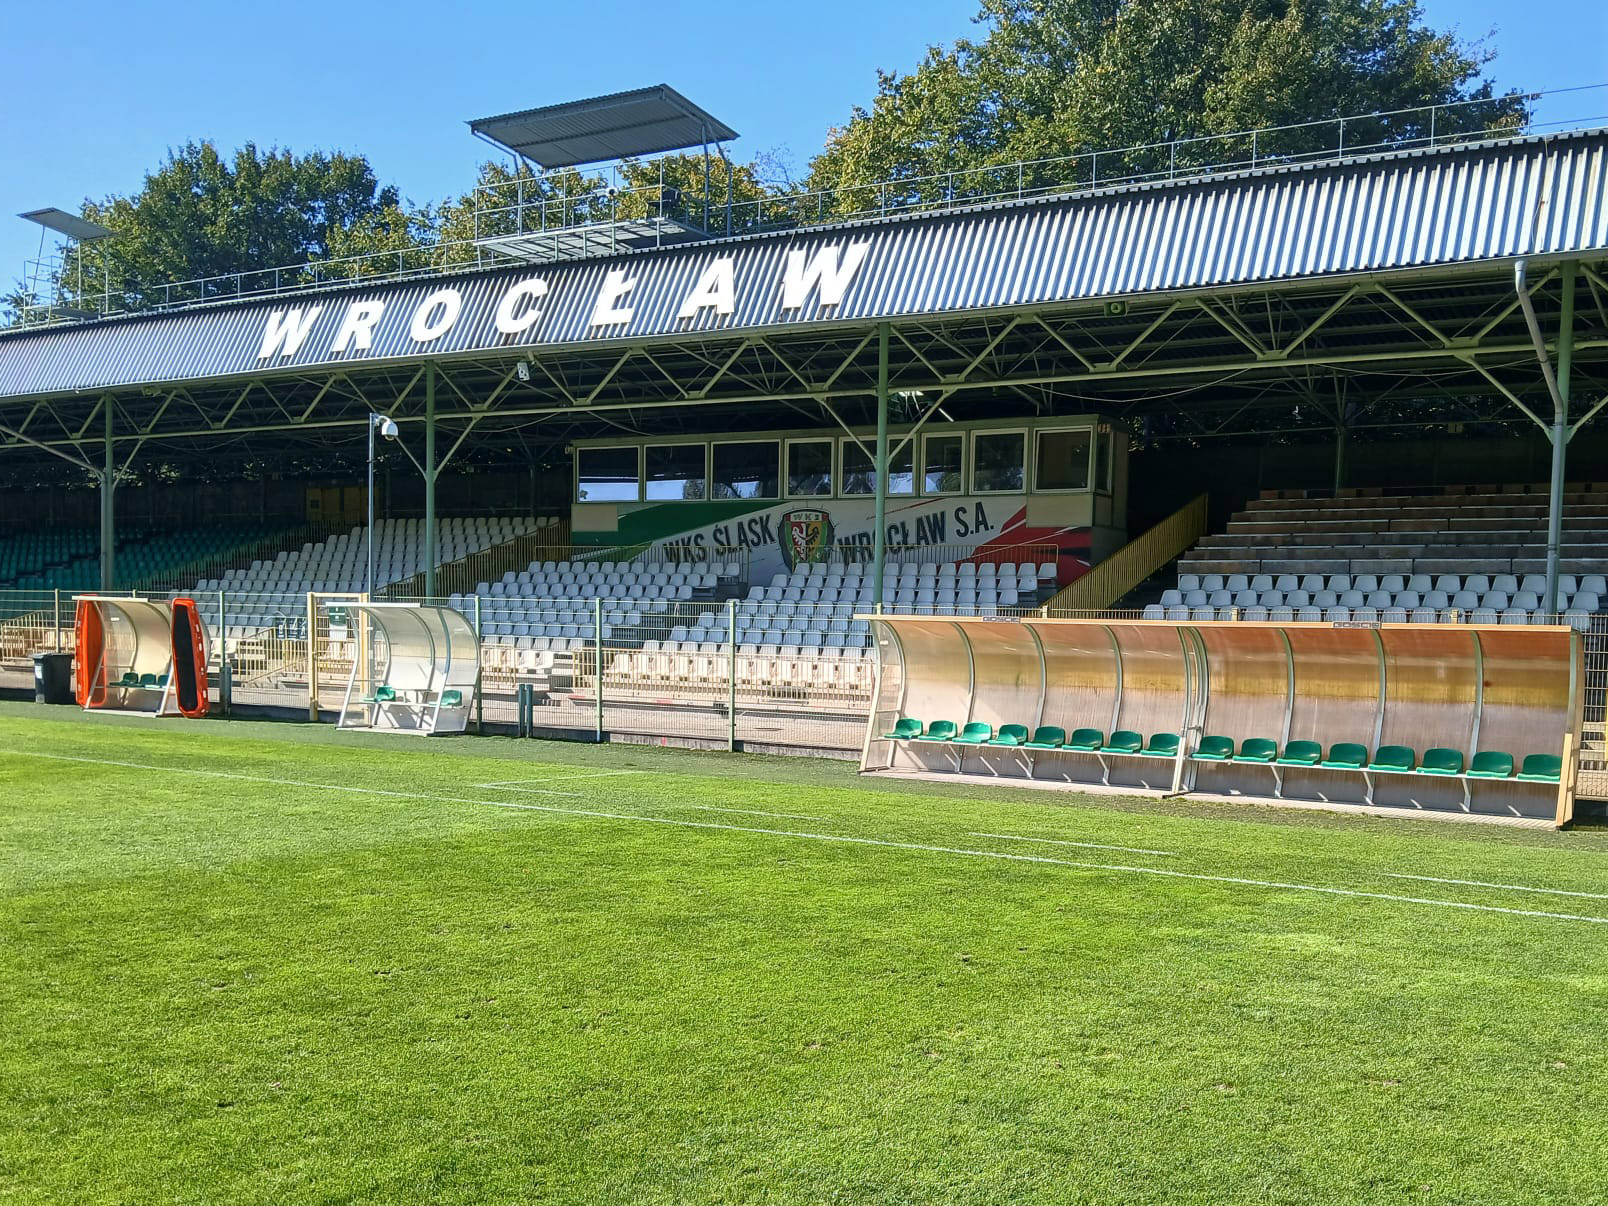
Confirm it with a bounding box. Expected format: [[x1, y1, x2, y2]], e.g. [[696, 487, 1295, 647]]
[[1042, 494, 1209, 614]]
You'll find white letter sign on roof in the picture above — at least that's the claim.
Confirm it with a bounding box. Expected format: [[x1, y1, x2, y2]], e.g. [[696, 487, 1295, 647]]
[[258, 307, 323, 360], [780, 242, 870, 311], [330, 300, 385, 355], [410, 289, 463, 343], [591, 270, 636, 328], [677, 258, 735, 320], [494, 279, 550, 337]]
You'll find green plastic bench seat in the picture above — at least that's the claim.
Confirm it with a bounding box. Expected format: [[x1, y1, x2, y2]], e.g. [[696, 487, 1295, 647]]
[[1467, 751, 1514, 779], [1372, 745, 1416, 773], [139, 673, 158, 689], [1067, 728, 1104, 752], [1194, 735, 1234, 761], [374, 686, 398, 703], [1023, 725, 1066, 749], [1418, 748, 1464, 776], [915, 720, 958, 742], [1235, 738, 1279, 763], [117, 672, 141, 687], [989, 724, 1030, 747], [882, 718, 923, 740], [1099, 730, 1143, 755], [1320, 743, 1369, 770], [1275, 740, 1322, 767], [1517, 754, 1563, 783], [1142, 733, 1181, 758], [440, 689, 464, 708], [952, 722, 993, 745]]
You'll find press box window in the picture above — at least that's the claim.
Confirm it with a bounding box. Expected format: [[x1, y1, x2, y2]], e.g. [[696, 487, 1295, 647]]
[[1035, 428, 1092, 491], [1094, 428, 1114, 492], [972, 431, 1025, 493], [711, 441, 779, 499], [786, 440, 834, 497], [922, 434, 963, 495], [644, 443, 708, 501], [841, 440, 915, 495], [576, 446, 639, 502]]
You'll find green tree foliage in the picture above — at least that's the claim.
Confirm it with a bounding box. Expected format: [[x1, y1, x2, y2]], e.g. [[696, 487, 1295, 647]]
[[807, 0, 1528, 215], [61, 142, 397, 307]]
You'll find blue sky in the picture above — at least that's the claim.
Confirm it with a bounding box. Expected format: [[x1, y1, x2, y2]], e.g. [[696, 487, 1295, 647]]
[[2, 0, 1603, 290]]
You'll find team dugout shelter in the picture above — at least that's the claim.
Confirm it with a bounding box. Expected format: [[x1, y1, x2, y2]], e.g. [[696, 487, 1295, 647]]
[[1, 85, 1606, 816]]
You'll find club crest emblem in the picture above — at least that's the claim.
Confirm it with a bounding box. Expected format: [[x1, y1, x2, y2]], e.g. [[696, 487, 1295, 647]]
[[780, 509, 834, 570]]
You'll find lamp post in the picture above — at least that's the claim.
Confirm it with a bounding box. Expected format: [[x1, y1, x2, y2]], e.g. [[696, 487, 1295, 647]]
[[367, 412, 398, 598]]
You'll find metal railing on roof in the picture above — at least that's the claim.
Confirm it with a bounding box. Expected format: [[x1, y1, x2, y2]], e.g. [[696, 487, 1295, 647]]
[[20, 85, 1608, 326]]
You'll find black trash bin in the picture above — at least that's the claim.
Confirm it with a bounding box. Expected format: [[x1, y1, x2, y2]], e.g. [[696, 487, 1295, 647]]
[[33, 652, 74, 705]]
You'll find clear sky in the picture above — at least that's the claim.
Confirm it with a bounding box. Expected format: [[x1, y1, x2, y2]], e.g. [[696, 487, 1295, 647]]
[[2, 0, 1603, 291]]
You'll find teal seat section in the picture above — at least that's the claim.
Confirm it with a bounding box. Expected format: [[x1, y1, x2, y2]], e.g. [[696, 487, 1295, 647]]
[[440, 689, 464, 708], [1235, 738, 1278, 763], [915, 720, 958, 742], [1517, 754, 1563, 782], [1024, 725, 1066, 749], [882, 717, 923, 740], [374, 685, 397, 703], [1067, 728, 1104, 752], [1320, 743, 1369, 769], [1100, 730, 1143, 755], [1275, 740, 1322, 766], [990, 724, 1029, 747], [1467, 751, 1514, 779], [952, 722, 993, 745], [1195, 735, 1234, 761], [1143, 733, 1181, 758], [1372, 745, 1416, 773], [1418, 748, 1464, 776]]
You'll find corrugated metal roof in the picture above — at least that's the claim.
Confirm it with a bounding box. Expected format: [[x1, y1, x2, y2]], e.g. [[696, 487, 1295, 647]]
[[2, 128, 1605, 401]]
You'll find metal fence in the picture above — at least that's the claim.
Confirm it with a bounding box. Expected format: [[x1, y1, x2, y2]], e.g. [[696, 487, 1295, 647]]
[[5, 589, 1606, 789]]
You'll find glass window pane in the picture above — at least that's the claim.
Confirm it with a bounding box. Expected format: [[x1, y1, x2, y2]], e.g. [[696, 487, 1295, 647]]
[[973, 432, 1025, 493], [1094, 429, 1113, 492], [922, 434, 963, 494], [842, 440, 915, 496], [577, 446, 639, 502], [786, 441, 833, 496], [1036, 429, 1092, 491], [711, 441, 779, 499], [644, 443, 707, 500]]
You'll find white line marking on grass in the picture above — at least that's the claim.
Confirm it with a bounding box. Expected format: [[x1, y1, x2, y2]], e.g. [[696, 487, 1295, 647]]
[[14, 750, 1608, 927], [1388, 873, 1608, 901], [969, 832, 1176, 857], [683, 804, 829, 821], [478, 770, 648, 787]]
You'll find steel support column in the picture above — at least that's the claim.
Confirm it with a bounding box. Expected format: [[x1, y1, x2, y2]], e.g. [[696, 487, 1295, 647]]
[[872, 323, 890, 609], [425, 363, 438, 599], [99, 396, 114, 591], [1548, 262, 1577, 614]]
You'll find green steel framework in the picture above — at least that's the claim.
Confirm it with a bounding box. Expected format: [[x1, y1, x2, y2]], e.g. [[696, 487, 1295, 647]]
[[1, 257, 1606, 600]]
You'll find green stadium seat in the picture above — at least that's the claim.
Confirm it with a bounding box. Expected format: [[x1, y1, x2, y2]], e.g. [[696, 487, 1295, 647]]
[[1195, 735, 1234, 761], [952, 722, 993, 745], [1067, 728, 1104, 752], [1235, 738, 1278, 763], [1275, 740, 1322, 767], [1517, 754, 1563, 783], [374, 685, 397, 703], [138, 673, 158, 689], [882, 717, 923, 740], [1320, 743, 1369, 770], [1372, 745, 1416, 773], [1023, 726, 1066, 749], [117, 672, 141, 688], [1142, 733, 1181, 758], [440, 689, 463, 707], [915, 720, 957, 742], [1467, 751, 1514, 779], [1099, 730, 1143, 755], [990, 724, 1030, 747], [1418, 748, 1464, 776]]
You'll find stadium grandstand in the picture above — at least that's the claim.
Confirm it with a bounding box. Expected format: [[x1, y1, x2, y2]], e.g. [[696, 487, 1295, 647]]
[[3, 82, 1607, 820]]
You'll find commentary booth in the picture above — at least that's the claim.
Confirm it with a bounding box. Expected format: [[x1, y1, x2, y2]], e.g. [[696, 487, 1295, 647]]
[[863, 617, 1584, 825], [335, 603, 478, 735], [73, 595, 210, 717]]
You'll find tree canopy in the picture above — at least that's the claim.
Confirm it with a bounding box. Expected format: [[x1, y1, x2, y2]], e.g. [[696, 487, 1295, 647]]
[[806, 0, 1527, 214]]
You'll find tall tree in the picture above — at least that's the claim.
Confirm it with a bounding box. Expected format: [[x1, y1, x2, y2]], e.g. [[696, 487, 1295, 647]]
[[61, 142, 398, 307], [807, 0, 1527, 214]]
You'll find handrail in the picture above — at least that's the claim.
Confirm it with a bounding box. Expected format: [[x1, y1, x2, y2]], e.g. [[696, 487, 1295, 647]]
[[1042, 494, 1209, 614], [15, 85, 1605, 326]]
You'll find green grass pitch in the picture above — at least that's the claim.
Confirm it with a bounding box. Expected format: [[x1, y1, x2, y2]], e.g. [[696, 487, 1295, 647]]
[[3, 700, 1607, 1204]]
